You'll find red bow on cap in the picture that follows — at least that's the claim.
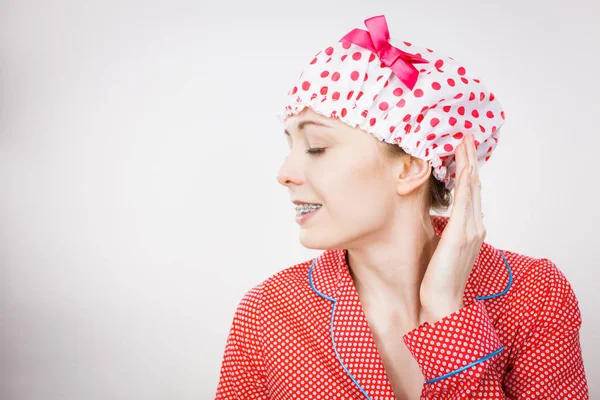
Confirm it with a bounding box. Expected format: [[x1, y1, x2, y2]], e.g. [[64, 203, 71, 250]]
[[339, 15, 429, 90]]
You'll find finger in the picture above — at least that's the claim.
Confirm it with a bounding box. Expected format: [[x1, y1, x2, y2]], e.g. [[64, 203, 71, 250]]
[[465, 134, 477, 174], [453, 135, 469, 189], [458, 136, 475, 225], [466, 134, 484, 233], [449, 163, 472, 234]]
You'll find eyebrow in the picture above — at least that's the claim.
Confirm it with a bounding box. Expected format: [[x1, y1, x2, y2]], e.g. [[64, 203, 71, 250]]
[[284, 120, 333, 136]]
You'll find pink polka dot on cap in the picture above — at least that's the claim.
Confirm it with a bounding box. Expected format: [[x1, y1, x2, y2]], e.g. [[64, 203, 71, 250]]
[[276, 14, 506, 191]]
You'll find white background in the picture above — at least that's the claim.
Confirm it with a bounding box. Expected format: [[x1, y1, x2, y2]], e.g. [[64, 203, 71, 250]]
[[1, 0, 598, 399]]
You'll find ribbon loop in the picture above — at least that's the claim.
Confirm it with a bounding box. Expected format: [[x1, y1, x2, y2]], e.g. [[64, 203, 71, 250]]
[[339, 15, 429, 90]]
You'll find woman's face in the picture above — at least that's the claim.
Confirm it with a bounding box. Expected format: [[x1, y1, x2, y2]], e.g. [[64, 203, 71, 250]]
[[277, 107, 423, 250]]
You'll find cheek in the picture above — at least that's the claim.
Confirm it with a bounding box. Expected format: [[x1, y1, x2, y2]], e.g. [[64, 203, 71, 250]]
[[299, 155, 395, 249], [324, 161, 394, 223]]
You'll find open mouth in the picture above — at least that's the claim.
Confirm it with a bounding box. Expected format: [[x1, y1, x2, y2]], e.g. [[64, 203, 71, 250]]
[[296, 205, 322, 223], [296, 204, 322, 216]]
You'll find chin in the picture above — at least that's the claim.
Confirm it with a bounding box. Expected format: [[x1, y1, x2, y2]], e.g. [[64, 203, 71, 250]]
[[298, 230, 346, 251], [298, 238, 328, 250]]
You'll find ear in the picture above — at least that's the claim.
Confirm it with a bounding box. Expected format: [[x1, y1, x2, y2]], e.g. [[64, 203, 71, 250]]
[[395, 156, 432, 196]]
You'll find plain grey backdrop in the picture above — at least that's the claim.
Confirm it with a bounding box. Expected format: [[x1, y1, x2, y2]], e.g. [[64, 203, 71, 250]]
[[1, 0, 598, 399]]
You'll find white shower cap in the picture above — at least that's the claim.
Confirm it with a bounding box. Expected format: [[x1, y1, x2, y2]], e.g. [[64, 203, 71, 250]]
[[276, 14, 506, 191]]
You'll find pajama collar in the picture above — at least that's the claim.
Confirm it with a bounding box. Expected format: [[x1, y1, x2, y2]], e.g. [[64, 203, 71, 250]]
[[306, 214, 512, 395]]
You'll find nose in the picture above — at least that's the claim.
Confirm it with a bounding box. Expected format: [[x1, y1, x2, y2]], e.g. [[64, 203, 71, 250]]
[[276, 153, 304, 187]]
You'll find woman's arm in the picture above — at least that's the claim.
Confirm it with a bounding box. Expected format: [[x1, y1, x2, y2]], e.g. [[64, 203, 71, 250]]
[[502, 259, 588, 399], [214, 284, 270, 400], [402, 258, 589, 399]]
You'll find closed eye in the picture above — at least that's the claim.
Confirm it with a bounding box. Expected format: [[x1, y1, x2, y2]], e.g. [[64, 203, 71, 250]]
[[306, 148, 326, 155]]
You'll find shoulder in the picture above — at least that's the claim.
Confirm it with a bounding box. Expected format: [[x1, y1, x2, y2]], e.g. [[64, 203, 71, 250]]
[[499, 249, 582, 328], [231, 256, 316, 319], [525, 256, 581, 318], [507, 250, 579, 303]]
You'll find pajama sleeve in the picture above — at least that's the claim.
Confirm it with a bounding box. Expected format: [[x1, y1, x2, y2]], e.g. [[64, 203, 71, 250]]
[[402, 258, 589, 399], [215, 284, 270, 400], [402, 299, 505, 398], [502, 259, 589, 399]]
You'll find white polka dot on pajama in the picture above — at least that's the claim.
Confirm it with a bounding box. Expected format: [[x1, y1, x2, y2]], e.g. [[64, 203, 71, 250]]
[[215, 215, 589, 399]]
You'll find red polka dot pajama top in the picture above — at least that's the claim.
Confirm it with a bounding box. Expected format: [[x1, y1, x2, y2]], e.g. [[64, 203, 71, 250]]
[[215, 215, 589, 399]]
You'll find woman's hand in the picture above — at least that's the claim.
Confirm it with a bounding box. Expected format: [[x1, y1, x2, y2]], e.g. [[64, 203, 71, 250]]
[[419, 133, 486, 322]]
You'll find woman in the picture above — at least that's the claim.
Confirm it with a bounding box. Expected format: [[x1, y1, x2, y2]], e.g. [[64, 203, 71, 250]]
[[214, 15, 589, 399]]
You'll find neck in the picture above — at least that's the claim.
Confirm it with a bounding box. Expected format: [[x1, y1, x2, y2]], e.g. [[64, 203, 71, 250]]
[[346, 212, 441, 324]]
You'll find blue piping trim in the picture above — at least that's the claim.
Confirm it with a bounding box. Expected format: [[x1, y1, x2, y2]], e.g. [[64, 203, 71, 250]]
[[425, 346, 505, 384], [475, 249, 513, 300], [308, 258, 373, 400]]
